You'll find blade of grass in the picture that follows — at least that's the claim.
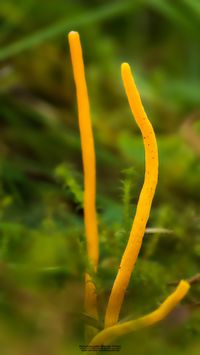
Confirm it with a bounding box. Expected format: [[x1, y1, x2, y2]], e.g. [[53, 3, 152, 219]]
[[0, 1, 137, 61], [182, 0, 200, 18], [145, 0, 198, 35]]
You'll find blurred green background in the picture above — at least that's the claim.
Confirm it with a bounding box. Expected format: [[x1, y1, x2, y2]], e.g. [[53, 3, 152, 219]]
[[0, 0, 200, 354]]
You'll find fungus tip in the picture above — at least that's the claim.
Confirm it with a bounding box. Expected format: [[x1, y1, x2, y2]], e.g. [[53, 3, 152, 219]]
[[121, 62, 130, 73], [179, 280, 190, 292], [68, 31, 79, 40]]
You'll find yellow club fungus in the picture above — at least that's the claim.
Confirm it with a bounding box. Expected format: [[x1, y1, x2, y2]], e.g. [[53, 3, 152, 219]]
[[68, 31, 99, 321], [105, 63, 159, 328], [67, 31, 190, 347], [90, 280, 190, 346]]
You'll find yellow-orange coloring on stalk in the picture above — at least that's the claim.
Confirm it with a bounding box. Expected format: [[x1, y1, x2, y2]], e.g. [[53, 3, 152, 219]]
[[68, 31, 99, 320], [105, 63, 159, 327], [91, 281, 190, 346]]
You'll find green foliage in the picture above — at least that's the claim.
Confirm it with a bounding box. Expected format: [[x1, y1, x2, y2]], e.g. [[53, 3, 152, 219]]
[[0, 0, 200, 353], [55, 163, 83, 208]]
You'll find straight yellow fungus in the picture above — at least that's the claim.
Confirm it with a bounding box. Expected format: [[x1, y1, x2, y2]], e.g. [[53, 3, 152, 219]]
[[105, 63, 159, 328], [68, 31, 99, 321], [90, 281, 190, 346]]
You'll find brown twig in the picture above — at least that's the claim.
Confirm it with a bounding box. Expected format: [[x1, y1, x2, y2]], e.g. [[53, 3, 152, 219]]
[[168, 273, 200, 286]]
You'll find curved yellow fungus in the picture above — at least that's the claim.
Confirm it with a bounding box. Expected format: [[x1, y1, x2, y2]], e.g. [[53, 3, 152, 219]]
[[90, 280, 190, 346], [105, 63, 158, 327], [68, 31, 99, 320]]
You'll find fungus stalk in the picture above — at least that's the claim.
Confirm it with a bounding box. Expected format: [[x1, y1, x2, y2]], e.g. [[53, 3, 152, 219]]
[[90, 281, 190, 346], [105, 63, 159, 328], [68, 32, 99, 321]]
